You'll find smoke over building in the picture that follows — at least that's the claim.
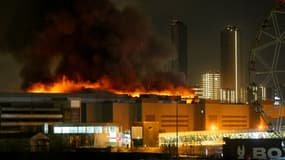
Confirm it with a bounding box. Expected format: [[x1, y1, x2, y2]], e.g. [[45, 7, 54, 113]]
[[1, 0, 192, 94]]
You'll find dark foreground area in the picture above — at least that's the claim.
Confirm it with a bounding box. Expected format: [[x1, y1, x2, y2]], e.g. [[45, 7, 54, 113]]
[[1, 152, 217, 160]]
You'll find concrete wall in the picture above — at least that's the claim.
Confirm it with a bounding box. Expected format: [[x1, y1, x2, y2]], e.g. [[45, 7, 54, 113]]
[[141, 102, 195, 132], [113, 103, 131, 131], [205, 103, 250, 130], [85, 102, 113, 123], [81, 100, 279, 133], [143, 122, 160, 147]]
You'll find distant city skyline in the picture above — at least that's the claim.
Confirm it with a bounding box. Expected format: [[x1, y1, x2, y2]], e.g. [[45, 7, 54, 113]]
[[0, 0, 276, 92]]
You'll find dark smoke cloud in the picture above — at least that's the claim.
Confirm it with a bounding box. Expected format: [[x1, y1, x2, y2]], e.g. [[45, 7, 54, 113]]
[[4, 0, 187, 92]]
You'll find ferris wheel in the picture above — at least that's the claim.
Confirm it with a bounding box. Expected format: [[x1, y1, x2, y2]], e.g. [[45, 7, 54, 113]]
[[249, 2, 285, 136]]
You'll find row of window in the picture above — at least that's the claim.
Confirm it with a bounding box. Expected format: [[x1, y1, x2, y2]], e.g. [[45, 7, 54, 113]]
[[53, 126, 118, 134]]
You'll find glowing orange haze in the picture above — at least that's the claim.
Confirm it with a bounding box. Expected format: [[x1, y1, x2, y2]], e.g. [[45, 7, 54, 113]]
[[26, 76, 195, 99]]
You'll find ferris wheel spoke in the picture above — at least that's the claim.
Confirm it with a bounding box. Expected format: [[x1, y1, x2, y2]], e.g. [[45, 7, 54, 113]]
[[272, 42, 281, 70], [260, 30, 277, 40], [261, 72, 273, 86], [281, 31, 285, 39], [272, 73, 284, 105], [272, 73, 280, 89], [255, 71, 270, 75], [254, 70, 273, 86], [274, 70, 285, 73], [255, 70, 285, 76], [255, 53, 272, 70], [272, 12, 281, 36], [272, 9, 285, 14], [253, 40, 277, 52]]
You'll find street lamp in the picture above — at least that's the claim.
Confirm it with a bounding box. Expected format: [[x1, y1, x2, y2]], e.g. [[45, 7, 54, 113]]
[[175, 96, 179, 159]]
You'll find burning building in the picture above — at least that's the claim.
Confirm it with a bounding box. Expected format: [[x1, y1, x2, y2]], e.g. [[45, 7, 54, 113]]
[[1, 0, 281, 155], [0, 0, 198, 152], [0, 92, 196, 151], [0, 91, 270, 152]]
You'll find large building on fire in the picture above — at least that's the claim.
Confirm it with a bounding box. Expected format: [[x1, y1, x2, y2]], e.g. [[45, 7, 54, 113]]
[[0, 92, 282, 151], [0, 92, 269, 133]]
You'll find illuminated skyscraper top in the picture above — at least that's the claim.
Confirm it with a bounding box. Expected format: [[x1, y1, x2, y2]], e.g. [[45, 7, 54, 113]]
[[169, 18, 188, 84], [220, 25, 241, 103]]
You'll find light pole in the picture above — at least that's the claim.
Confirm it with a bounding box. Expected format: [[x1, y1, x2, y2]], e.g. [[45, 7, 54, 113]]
[[176, 96, 179, 159]]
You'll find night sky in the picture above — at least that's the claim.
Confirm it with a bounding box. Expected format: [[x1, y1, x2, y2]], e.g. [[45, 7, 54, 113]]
[[0, 0, 276, 92]]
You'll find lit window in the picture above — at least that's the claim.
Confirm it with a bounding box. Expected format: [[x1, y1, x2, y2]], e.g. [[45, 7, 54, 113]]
[[54, 127, 62, 134], [62, 127, 70, 134], [86, 127, 94, 133], [70, 127, 78, 134], [94, 127, 102, 133], [78, 126, 86, 133]]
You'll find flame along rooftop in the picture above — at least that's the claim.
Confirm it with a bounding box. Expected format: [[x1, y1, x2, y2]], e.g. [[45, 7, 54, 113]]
[[25, 76, 195, 99]]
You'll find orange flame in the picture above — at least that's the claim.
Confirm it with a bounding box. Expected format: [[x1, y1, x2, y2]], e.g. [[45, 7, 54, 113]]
[[26, 75, 195, 99]]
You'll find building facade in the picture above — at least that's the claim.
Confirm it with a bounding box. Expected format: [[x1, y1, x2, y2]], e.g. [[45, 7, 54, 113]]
[[1, 92, 282, 152], [0, 93, 275, 135], [201, 72, 221, 100]]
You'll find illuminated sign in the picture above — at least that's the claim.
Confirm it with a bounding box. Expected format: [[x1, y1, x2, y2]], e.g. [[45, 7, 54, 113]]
[[223, 138, 285, 159]]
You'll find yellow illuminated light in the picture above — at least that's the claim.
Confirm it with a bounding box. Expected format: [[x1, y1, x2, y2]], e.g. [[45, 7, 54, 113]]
[[210, 125, 218, 131], [186, 99, 193, 104], [258, 124, 265, 130]]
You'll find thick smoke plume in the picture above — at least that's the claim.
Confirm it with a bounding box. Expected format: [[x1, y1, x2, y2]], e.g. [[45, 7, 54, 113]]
[[10, 0, 187, 92]]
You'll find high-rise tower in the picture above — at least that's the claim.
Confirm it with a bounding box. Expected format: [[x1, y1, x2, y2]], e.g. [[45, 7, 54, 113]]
[[220, 25, 241, 103], [169, 18, 188, 84], [201, 72, 221, 100]]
